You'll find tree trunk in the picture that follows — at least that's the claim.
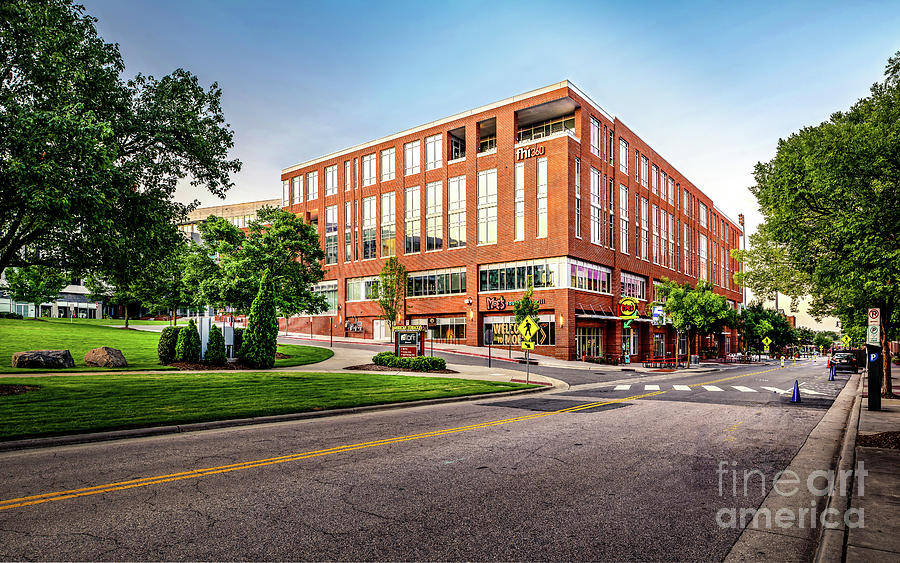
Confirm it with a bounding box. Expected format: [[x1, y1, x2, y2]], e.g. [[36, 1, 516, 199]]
[[882, 303, 893, 398], [124, 305, 130, 329], [34, 302, 39, 319]]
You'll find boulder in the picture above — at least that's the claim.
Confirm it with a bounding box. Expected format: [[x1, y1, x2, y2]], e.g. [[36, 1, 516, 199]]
[[11, 350, 75, 369], [84, 346, 128, 368]]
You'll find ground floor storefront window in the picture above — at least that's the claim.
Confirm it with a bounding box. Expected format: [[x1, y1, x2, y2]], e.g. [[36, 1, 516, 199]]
[[576, 327, 603, 358], [484, 314, 555, 346], [653, 332, 666, 357], [411, 317, 466, 343], [622, 327, 638, 356]]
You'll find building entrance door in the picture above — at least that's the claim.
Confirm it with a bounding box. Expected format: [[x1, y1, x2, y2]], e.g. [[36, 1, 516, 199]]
[[373, 319, 388, 341], [653, 333, 666, 357]]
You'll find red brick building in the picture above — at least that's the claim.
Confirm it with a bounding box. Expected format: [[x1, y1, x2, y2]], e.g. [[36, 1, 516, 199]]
[[280, 81, 743, 361]]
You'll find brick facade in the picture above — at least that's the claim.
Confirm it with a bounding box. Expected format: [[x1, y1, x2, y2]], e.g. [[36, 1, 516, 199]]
[[280, 81, 744, 361]]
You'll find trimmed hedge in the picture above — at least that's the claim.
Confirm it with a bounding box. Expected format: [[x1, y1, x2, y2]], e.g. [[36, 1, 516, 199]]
[[205, 324, 227, 366], [157, 326, 183, 365], [372, 351, 446, 371], [174, 319, 201, 363], [0, 312, 24, 319]]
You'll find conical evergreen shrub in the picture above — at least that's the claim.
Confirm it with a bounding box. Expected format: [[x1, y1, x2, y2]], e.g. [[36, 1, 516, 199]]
[[241, 271, 278, 368], [174, 318, 201, 363], [205, 323, 227, 366]]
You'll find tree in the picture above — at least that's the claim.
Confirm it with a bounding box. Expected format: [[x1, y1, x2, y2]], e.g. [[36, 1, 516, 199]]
[[1, 265, 67, 318], [743, 51, 900, 396], [375, 257, 408, 328], [0, 0, 240, 277], [514, 285, 540, 326], [736, 302, 796, 357], [204, 324, 226, 366], [814, 331, 837, 351], [794, 326, 816, 345], [656, 279, 734, 365], [185, 208, 325, 317], [241, 271, 278, 369], [137, 239, 192, 325], [174, 318, 200, 363]]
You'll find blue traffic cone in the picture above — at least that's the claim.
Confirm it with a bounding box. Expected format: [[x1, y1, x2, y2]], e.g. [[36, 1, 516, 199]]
[[791, 380, 801, 403], [828, 365, 835, 381]]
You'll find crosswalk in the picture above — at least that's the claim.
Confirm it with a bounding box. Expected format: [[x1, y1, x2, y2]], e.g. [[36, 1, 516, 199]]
[[610, 384, 826, 395]]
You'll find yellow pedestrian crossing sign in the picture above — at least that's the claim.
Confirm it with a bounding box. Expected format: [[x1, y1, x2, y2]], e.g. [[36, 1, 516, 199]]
[[762, 336, 772, 346], [517, 317, 539, 341], [841, 334, 851, 346], [521, 341, 535, 351]]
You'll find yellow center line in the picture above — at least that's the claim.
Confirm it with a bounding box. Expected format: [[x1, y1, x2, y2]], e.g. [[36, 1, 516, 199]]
[[0, 366, 777, 511]]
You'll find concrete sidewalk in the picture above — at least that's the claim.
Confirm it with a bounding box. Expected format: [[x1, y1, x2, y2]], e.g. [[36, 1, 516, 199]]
[[840, 371, 900, 561]]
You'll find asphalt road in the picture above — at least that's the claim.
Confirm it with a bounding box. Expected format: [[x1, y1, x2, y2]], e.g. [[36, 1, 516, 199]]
[[0, 359, 849, 561]]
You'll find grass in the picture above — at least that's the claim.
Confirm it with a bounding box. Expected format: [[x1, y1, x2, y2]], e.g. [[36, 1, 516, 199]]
[[0, 372, 534, 440], [0, 319, 333, 373], [43, 318, 174, 326]]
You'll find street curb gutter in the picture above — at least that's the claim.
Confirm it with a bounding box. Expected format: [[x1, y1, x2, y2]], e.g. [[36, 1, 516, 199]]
[[813, 374, 863, 563], [724, 373, 860, 562], [0, 383, 558, 453]]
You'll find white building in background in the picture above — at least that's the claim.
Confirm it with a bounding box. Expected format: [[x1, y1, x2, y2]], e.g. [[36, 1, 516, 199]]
[[0, 273, 101, 319]]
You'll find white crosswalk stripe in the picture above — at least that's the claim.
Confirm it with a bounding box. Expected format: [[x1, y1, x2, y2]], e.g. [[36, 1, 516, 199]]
[[644, 385, 660, 391], [702, 385, 724, 392], [672, 385, 692, 391], [731, 386, 757, 393], [801, 388, 825, 396], [762, 386, 786, 394], [614, 384, 631, 391]]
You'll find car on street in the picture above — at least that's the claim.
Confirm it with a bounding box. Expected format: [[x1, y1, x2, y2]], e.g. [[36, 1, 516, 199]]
[[828, 351, 859, 373]]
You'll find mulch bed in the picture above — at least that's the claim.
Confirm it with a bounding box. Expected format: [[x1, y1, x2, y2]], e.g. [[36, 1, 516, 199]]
[[858, 431, 900, 450], [0, 384, 40, 396], [345, 363, 458, 374], [169, 352, 290, 371]]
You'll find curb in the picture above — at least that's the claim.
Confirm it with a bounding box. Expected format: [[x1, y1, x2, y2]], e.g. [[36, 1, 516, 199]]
[[813, 374, 863, 563], [724, 372, 860, 562], [0, 384, 553, 453]]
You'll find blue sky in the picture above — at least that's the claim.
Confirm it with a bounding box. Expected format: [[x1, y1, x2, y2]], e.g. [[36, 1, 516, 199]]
[[83, 0, 899, 237]]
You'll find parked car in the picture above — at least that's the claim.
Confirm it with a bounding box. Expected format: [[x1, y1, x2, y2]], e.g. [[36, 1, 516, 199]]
[[828, 352, 859, 373]]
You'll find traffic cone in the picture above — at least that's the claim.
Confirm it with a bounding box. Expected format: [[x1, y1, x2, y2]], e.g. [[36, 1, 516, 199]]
[[791, 380, 801, 403], [828, 365, 835, 381], [781, 357, 785, 368]]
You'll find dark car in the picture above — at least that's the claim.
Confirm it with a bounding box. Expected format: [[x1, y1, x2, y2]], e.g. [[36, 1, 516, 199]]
[[829, 352, 859, 373]]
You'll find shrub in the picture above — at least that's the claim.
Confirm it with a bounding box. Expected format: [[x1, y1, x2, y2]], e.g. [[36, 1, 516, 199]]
[[0, 312, 24, 319], [242, 272, 278, 369], [205, 324, 227, 366], [371, 352, 445, 371], [233, 327, 245, 359], [174, 319, 201, 363], [157, 326, 183, 364]]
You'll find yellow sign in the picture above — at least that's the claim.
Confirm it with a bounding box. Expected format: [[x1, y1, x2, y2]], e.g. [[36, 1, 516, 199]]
[[521, 341, 535, 351], [517, 317, 539, 341], [619, 297, 639, 319], [762, 336, 772, 346], [764, 345, 770, 352], [841, 334, 851, 346]]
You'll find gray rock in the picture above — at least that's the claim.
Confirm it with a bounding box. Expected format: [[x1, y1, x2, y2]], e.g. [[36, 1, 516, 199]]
[[11, 350, 75, 369], [84, 346, 128, 368]]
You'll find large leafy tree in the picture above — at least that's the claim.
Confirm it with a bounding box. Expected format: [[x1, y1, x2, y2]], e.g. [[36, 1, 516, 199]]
[[0, 0, 240, 276], [1, 265, 67, 318], [375, 257, 408, 328], [186, 207, 326, 317], [742, 51, 900, 396], [735, 302, 796, 357], [656, 279, 735, 363], [136, 238, 192, 325]]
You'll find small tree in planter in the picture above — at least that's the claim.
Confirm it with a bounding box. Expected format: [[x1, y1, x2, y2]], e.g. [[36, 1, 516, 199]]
[[241, 271, 278, 368]]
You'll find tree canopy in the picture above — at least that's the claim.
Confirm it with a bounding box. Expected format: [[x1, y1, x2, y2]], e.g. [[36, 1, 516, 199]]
[[656, 279, 735, 361], [0, 265, 67, 317], [185, 207, 326, 316], [740, 51, 900, 394], [0, 0, 240, 277]]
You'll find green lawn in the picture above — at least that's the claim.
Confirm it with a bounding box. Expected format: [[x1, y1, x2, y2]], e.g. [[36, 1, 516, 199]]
[[0, 372, 533, 440], [43, 318, 174, 326], [0, 319, 333, 373]]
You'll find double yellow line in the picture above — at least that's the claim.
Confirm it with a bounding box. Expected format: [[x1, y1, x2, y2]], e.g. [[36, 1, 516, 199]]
[[0, 367, 777, 512]]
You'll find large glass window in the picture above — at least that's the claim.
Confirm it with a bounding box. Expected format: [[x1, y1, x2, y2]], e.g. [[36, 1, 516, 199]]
[[344, 160, 351, 191], [381, 148, 395, 182], [699, 202, 708, 227], [344, 202, 353, 262], [700, 233, 708, 281], [448, 176, 466, 248], [477, 168, 497, 245], [478, 257, 563, 292], [514, 162, 524, 241], [346, 276, 379, 301], [576, 327, 604, 359], [660, 171, 666, 201], [619, 138, 629, 174], [590, 117, 601, 157], [292, 176, 302, 204], [620, 272, 647, 300], [311, 281, 337, 315], [623, 327, 639, 356], [405, 185, 420, 254], [404, 141, 420, 175], [652, 204, 660, 265], [590, 167, 602, 245], [362, 195, 377, 259], [640, 155, 648, 187], [569, 258, 611, 294], [306, 171, 318, 201], [381, 192, 395, 257], [362, 153, 376, 186], [324, 165, 337, 197], [651, 165, 658, 195], [574, 158, 581, 239], [406, 267, 466, 297], [641, 197, 649, 260], [324, 205, 338, 265], [536, 157, 548, 238], [619, 184, 629, 254], [282, 180, 289, 206], [425, 134, 442, 170], [426, 180, 442, 251]]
